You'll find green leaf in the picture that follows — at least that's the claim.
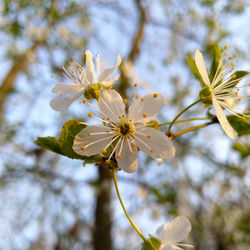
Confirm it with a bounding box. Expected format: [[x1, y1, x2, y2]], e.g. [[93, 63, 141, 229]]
[[58, 119, 86, 159], [35, 119, 101, 162], [228, 115, 250, 136], [210, 44, 222, 80], [232, 142, 250, 159], [34, 136, 63, 155], [186, 56, 206, 88], [227, 71, 250, 89], [141, 235, 161, 250]]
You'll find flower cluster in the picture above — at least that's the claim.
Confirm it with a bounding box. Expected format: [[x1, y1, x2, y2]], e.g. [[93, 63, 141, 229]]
[[48, 47, 248, 249]]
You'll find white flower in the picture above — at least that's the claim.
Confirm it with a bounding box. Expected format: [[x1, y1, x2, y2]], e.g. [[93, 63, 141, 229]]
[[156, 216, 193, 250], [73, 89, 175, 173], [195, 49, 249, 139], [50, 50, 121, 111]]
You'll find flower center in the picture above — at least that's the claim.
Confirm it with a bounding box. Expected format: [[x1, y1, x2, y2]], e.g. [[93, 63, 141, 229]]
[[118, 121, 135, 136]]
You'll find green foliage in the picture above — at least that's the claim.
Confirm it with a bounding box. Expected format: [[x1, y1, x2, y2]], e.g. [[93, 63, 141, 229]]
[[210, 44, 221, 80], [35, 136, 63, 155], [141, 235, 161, 250], [35, 119, 101, 162], [227, 71, 249, 89], [232, 142, 250, 159], [228, 115, 250, 136]]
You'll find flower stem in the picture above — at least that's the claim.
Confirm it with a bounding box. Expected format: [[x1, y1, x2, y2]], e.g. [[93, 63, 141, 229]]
[[112, 169, 147, 242], [173, 122, 212, 137], [158, 117, 210, 127], [167, 99, 202, 133]]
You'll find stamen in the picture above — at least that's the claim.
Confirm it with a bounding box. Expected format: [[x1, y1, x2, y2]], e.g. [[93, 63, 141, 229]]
[[154, 120, 159, 125], [88, 112, 93, 117], [75, 120, 81, 125], [116, 153, 121, 158], [88, 132, 91, 136], [228, 57, 232, 60], [153, 93, 158, 98], [81, 146, 86, 151], [123, 98, 128, 104], [141, 98, 144, 102], [151, 149, 154, 153], [224, 45, 228, 50], [131, 142, 136, 147], [233, 53, 237, 58], [105, 160, 110, 165], [108, 138, 122, 160], [102, 148, 107, 153], [134, 83, 138, 87], [143, 113, 147, 118], [83, 99, 87, 103], [147, 133, 152, 138], [107, 86, 112, 90]]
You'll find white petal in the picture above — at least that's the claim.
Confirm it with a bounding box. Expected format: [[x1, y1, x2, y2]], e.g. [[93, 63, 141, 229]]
[[73, 126, 113, 156], [159, 216, 191, 245], [49, 92, 83, 112], [52, 83, 84, 95], [134, 127, 175, 159], [98, 55, 121, 83], [128, 93, 165, 123], [212, 97, 237, 139], [101, 74, 120, 86], [85, 50, 96, 84], [99, 89, 125, 123], [195, 49, 211, 86], [115, 139, 138, 173]]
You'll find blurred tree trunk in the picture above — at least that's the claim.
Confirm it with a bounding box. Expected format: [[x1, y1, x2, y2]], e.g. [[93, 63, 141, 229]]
[[92, 164, 113, 250]]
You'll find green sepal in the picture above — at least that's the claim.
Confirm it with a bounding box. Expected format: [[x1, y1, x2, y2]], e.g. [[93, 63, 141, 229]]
[[210, 43, 222, 81], [186, 56, 206, 88], [228, 115, 250, 136], [232, 142, 250, 159], [141, 235, 161, 250], [35, 119, 101, 162], [199, 86, 212, 104]]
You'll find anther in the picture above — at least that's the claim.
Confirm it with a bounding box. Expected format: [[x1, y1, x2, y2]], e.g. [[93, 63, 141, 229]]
[[102, 148, 107, 153], [83, 99, 87, 103], [228, 57, 232, 60], [225, 52, 228, 56], [143, 113, 147, 118], [150, 149, 154, 153], [107, 86, 112, 90], [88, 132, 91, 136], [75, 120, 81, 125], [224, 45, 228, 50], [119, 115, 123, 119], [131, 151, 135, 155], [107, 117, 110, 120], [235, 92, 238, 96], [78, 67, 82, 73], [147, 133, 152, 138], [123, 99, 128, 104], [81, 146, 86, 151], [233, 53, 237, 58], [232, 74, 237, 79], [116, 154, 121, 158], [88, 112, 93, 117], [230, 62, 234, 67], [141, 98, 144, 102], [131, 143, 136, 147], [105, 160, 110, 165], [154, 120, 159, 125], [134, 83, 138, 87], [153, 93, 158, 98], [117, 128, 121, 133]]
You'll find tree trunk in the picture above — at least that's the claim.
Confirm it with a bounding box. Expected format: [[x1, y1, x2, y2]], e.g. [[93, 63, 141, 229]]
[[92, 164, 113, 250]]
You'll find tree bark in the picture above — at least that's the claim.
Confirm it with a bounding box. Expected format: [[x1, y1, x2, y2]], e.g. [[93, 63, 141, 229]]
[[92, 164, 113, 250]]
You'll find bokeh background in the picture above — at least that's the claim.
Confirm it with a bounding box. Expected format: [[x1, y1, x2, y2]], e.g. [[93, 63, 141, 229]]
[[0, 0, 249, 249]]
